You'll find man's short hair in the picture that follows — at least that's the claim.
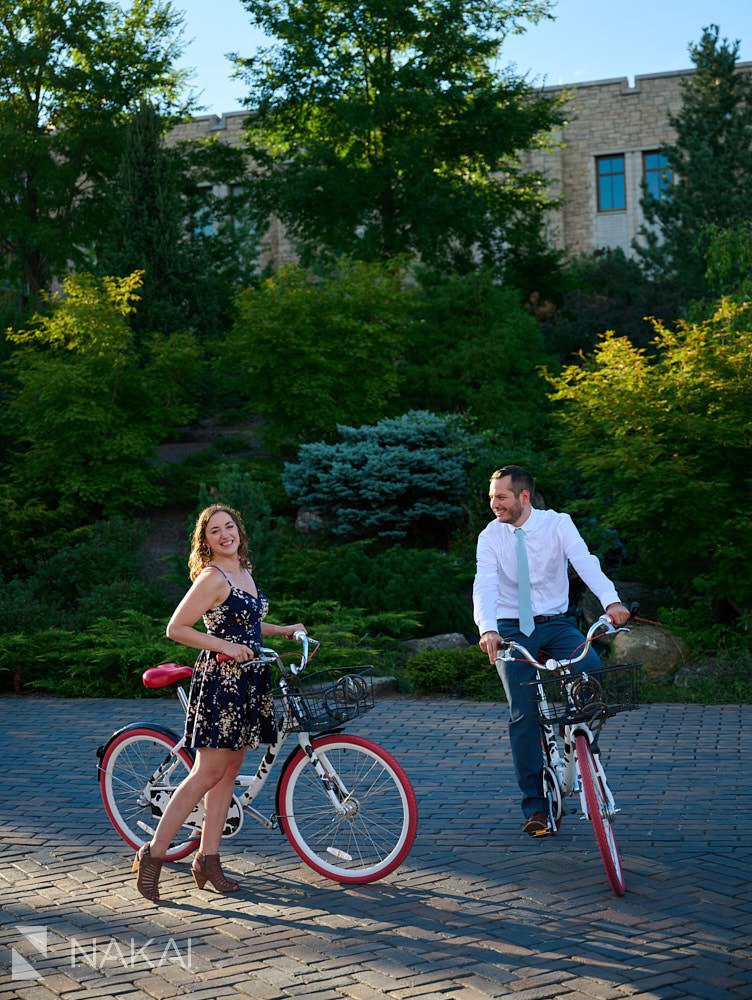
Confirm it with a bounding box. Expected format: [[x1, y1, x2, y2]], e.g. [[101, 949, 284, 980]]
[[490, 464, 535, 498]]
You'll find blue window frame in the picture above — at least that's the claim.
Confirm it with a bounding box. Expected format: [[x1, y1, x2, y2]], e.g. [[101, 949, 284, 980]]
[[596, 155, 626, 212], [643, 151, 672, 200]]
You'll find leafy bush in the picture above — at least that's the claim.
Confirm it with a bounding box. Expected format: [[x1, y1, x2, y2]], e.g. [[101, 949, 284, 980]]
[[404, 646, 503, 701], [0, 611, 180, 697], [220, 259, 415, 441], [275, 540, 474, 635], [283, 411, 476, 542], [548, 299, 752, 614], [402, 270, 550, 435], [2, 272, 202, 546], [540, 249, 678, 358]]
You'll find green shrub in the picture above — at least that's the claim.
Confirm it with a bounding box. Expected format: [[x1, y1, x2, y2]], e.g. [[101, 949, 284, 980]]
[[275, 540, 474, 635], [0, 611, 180, 697], [548, 299, 752, 613], [221, 259, 415, 442], [404, 645, 503, 701], [283, 410, 476, 542], [403, 271, 550, 436]]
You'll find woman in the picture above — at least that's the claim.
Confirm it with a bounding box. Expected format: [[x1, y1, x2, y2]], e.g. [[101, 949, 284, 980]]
[[132, 503, 305, 903]]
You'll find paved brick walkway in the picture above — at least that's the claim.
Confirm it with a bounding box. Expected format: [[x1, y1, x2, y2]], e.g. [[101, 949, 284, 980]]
[[1, 694, 750, 999]]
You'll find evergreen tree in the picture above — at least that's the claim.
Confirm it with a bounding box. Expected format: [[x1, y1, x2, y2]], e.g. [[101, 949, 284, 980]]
[[233, 0, 562, 274], [99, 105, 260, 339], [98, 103, 189, 337], [637, 25, 752, 300]]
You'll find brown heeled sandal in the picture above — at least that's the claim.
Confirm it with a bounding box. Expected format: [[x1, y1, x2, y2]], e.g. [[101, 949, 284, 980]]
[[191, 852, 239, 893], [132, 844, 163, 903]]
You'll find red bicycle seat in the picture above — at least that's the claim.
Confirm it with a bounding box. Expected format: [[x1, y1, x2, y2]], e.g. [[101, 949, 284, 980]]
[[142, 663, 194, 689]]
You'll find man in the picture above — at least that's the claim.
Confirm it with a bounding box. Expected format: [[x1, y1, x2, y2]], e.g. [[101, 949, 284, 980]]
[[473, 465, 629, 836]]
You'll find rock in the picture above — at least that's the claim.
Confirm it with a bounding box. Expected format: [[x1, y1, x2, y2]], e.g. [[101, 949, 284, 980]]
[[612, 624, 690, 684], [400, 633, 470, 658]]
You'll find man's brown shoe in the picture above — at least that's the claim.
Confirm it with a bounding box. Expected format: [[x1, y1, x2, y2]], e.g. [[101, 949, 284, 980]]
[[522, 812, 548, 836]]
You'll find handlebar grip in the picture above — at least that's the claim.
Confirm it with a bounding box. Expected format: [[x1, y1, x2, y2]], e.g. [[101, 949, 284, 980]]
[[293, 629, 307, 641], [216, 643, 260, 664]]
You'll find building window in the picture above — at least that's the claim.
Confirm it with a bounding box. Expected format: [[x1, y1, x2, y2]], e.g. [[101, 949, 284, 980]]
[[192, 185, 216, 238], [643, 151, 672, 201], [596, 155, 626, 212]]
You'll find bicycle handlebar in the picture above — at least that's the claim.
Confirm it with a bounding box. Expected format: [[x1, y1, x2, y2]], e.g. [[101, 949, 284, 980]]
[[216, 631, 318, 678], [496, 614, 630, 674]]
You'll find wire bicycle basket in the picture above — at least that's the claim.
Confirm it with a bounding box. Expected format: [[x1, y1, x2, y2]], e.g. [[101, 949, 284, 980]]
[[536, 662, 643, 726], [275, 666, 375, 732]]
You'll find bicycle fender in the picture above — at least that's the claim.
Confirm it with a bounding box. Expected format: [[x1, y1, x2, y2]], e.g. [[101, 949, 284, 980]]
[[95, 722, 191, 779], [273, 728, 344, 828]]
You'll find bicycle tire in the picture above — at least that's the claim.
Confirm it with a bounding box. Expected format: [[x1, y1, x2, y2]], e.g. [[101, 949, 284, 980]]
[[99, 725, 200, 862], [575, 733, 626, 895], [277, 734, 418, 884]]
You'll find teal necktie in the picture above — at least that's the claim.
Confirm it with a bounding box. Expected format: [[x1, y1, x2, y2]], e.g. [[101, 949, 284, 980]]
[[515, 527, 535, 636]]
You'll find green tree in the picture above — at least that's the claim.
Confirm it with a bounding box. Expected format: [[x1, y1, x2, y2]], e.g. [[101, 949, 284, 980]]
[[96, 102, 189, 337], [0, 0, 188, 307], [234, 0, 562, 272], [637, 25, 752, 300], [221, 259, 415, 441], [402, 270, 549, 430], [2, 271, 202, 548], [548, 299, 752, 616], [97, 103, 259, 339]]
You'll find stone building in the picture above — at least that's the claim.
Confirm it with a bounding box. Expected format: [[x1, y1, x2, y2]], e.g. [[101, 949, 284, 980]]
[[169, 62, 752, 268]]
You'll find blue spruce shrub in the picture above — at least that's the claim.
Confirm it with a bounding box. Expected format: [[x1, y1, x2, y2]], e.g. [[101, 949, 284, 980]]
[[283, 411, 474, 541]]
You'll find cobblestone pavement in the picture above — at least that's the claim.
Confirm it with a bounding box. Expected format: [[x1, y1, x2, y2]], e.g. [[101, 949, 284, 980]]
[[1, 694, 751, 999]]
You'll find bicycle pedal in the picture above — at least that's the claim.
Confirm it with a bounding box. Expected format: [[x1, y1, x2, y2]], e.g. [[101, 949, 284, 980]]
[[533, 827, 554, 837]]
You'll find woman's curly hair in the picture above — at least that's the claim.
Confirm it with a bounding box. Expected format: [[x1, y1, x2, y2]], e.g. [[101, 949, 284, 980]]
[[188, 504, 253, 581]]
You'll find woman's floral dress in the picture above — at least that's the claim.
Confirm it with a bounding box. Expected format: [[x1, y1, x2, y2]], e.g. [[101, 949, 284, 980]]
[[184, 575, 277, 751]]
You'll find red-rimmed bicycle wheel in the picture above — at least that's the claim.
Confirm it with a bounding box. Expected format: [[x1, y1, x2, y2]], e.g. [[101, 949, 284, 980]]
[[575, 733, 626, 896], [277, 734, 417, 884], [99, 726, 200, 861]]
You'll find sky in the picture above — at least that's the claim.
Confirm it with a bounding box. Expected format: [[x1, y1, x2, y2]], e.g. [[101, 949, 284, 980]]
[[174, 0, 752, 117]]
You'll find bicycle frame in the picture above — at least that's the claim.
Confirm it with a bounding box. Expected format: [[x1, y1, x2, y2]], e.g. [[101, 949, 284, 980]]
[[140, 640, 359, 840]]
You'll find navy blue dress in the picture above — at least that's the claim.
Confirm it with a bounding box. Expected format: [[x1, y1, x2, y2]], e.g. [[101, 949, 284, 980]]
[[184, 577, 278, 751]]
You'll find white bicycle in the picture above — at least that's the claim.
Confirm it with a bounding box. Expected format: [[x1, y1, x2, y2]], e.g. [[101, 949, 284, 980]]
[[97, 633, 418, 884], [496, 615, 641, 896]]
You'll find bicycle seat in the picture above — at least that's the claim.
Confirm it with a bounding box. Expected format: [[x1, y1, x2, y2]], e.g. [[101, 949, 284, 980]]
[[143, 663, 194, 688]]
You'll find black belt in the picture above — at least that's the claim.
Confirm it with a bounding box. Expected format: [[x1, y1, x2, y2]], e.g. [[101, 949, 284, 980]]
[[500, 613, 565, 626]]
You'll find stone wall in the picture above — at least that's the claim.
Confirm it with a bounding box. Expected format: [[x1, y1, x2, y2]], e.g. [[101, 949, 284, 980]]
[[167, 112, 298, 273], [525, 63, 752, 258], [168, 62, 752, 268]]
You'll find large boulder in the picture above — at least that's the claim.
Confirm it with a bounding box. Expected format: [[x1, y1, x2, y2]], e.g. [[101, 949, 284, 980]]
[[400, 633, 470, 658], [612, 624, 690, 684]]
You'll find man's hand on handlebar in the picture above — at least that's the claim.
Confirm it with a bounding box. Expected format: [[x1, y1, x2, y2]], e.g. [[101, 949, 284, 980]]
[[479, 630, 501, 665], [605, 602, 631, 627]]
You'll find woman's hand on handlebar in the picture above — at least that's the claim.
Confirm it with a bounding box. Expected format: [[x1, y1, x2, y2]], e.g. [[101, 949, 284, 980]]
[[219, 641, 257, 663], [282, 622, 307, 640]]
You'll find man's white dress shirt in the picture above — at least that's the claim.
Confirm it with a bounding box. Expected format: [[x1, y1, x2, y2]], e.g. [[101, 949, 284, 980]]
[[473, 507, 620, 636]]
